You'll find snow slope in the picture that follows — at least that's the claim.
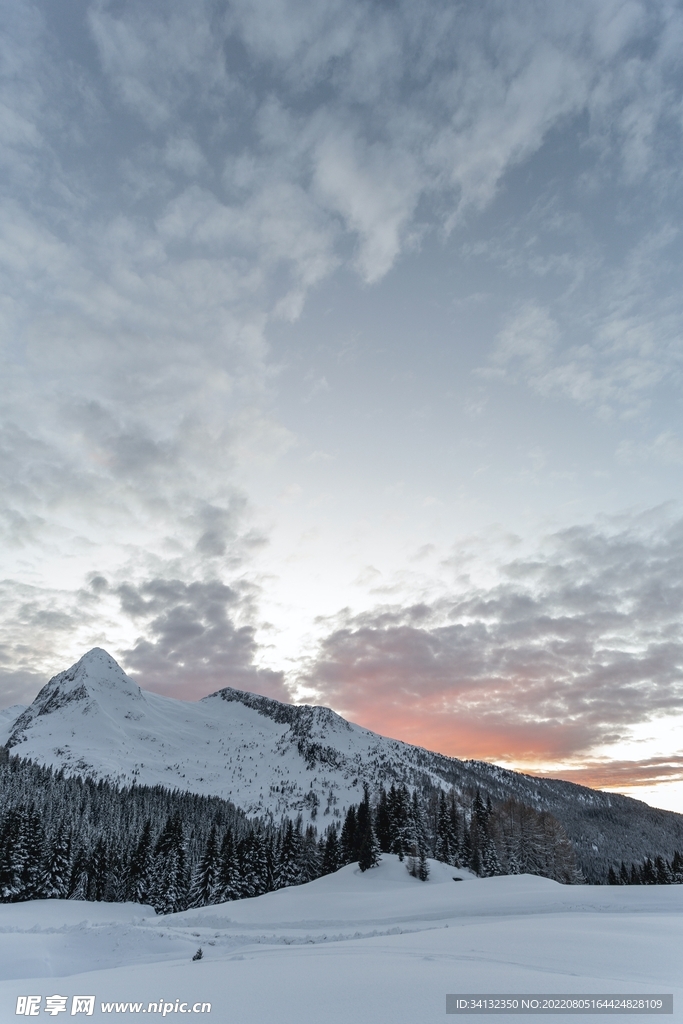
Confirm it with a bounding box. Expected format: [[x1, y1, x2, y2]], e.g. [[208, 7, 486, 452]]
[[0, 858, 680, 1022]]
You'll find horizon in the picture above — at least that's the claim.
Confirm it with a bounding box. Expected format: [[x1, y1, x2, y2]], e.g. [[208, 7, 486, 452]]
[[2, 0, 683, 814]]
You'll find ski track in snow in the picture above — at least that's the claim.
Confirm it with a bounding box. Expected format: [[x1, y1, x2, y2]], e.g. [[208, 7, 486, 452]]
[[0, 857, 681, 1022]]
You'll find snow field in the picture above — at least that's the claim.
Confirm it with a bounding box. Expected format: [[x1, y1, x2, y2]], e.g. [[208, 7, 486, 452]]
[[0, 857, 681, 1022]]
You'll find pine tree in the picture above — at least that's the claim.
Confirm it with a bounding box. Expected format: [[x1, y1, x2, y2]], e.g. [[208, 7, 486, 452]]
[[340, 806, 357, 865], [264, 830, 277, 893], [482, 834, 502, 877], [301, 825, 322, 882], [128, 819, 153, 903], [388, 784, 412, 860], [467, 791, 487, 876], [68, 847, 89, 901], [188, 825, 219, 908], [151, 813, 188, 913], [0, 808, 26, 900], [277, 819, 302, 888], [88, 837, 109, 902], [642, 857, 657, 885], [357, 786, 381, 872], [43, 821, 72, 899], [216, 827, 240, 902], [375, 788, 392, 853], [448, 795, 463, 867], [238, 827, 269, 897], [434, 791, 450, 864], [20, 806, 46, 900], [322, 827, 340, 874], [655, 855, 672, 885], [410, 790, 427, 857]]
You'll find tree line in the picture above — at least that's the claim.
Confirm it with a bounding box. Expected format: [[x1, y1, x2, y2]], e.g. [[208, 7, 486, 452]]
[[607, 853, 683, 885], [0, 751, 680, 912], [369, 783, 583, 883]]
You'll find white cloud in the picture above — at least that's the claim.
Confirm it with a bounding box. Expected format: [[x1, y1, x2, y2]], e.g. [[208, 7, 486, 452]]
[[163, 135, 206, 176], [617, 431, 683, 466], [491, 304, 559, 370]]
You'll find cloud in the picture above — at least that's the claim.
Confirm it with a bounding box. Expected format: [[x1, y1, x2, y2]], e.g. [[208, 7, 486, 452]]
[[0, 579, 108, 705], [617, 431, 683, 466], [303, 511, 683, 763], [116, 577, 288, 701], [530, 755, 683, 790], [87, 1, 234, 129], [163, 135, 206, 176], [479, 224, 683, 417], [489, 304, 559, 373]]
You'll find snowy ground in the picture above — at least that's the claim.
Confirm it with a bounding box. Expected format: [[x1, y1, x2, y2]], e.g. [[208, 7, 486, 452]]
[[0, 857, 680, 1021]]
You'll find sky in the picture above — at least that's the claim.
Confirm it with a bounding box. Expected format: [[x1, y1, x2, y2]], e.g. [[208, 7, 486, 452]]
[[3, 0, 683, 812]]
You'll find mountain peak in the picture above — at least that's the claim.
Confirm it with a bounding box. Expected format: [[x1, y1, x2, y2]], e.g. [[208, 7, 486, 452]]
[[50, 648, 142, 697], [75, 647, 133, 679], [7, 648, 142, 749]]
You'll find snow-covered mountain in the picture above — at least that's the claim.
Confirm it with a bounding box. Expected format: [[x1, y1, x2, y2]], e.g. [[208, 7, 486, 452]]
[[4, 648, 683, 877], [4, 648, 471, 822]]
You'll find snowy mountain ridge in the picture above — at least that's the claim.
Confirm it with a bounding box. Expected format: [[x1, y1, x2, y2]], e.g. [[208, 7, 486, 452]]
[[3, 648, 683, 879], [3, 648, 461, 822]]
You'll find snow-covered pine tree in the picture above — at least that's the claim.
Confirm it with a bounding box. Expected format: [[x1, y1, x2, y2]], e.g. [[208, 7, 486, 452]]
[[20, 806, 46, 900], [151, 813, 188, 913], [188, 825, 219, 908], [238, 827, 270, 898], [43, 820, 72, 899], [88, 836, 109, 902], [68, 847, 89, 901], [277, 819, 302, 889], [482, 833, 502, 877], [0, 807, 26, 901], [128, 819, 153, 903], [216, 827, 241, 902]]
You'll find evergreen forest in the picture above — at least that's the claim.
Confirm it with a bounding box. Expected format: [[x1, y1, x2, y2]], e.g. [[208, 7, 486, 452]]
[[0, 751, 680, 912]]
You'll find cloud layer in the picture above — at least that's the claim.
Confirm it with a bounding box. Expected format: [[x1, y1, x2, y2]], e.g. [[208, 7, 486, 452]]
[[304, 512, 683, 765], [2, 1, 683, 806]]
